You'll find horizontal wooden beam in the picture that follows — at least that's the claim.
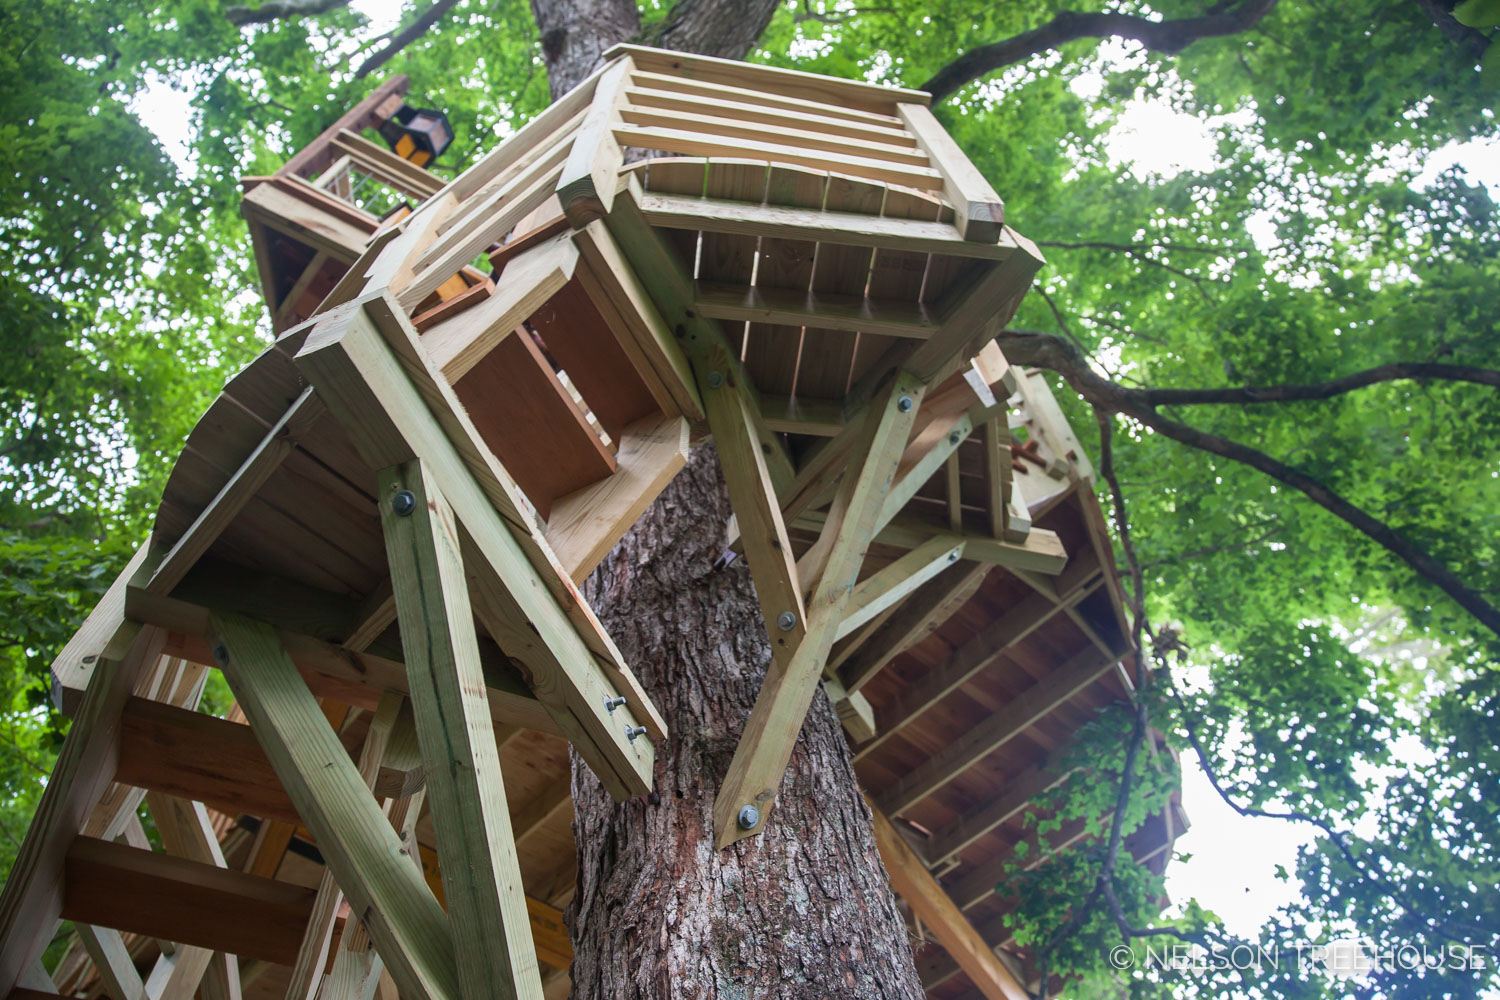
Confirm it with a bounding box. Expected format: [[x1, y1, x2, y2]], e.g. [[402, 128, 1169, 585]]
[[61, 836, 316, 966], [635, 189, 1019, 261], [795, 511, 1067, 574], [922, 752, 1074, 868], [693, 281, 939, 340]]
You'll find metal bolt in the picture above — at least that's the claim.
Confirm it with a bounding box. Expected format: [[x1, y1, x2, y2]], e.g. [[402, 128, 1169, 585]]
[[949, 550, 960, 561], [737, 805, 760, 831], [604, 695, 628, 714], [82, 655, 96, 664], [777, 611, 797, 631], [625, 725, 649, 742], [897, 395, 914, 413], [212, 643, 229, 666], [707, 370, 725, 389], [949, 431, 961, 445], [391, 490, 417, 517]]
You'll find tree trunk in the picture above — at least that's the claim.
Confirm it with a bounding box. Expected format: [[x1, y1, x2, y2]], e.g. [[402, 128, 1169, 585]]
[[568, 446, 927, 999]]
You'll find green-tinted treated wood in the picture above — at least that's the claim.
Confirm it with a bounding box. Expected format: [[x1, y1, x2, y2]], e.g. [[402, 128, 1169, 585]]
[[208, 613, 459, 1000], [556, 57, 632, 225], [0, 627, 164, 995], [712, 372, 925, 847], [77, 925, 147, 1000], [294, 297, 658, 792], [379, 459, 542, 1000], [837, 536, 966, 640]]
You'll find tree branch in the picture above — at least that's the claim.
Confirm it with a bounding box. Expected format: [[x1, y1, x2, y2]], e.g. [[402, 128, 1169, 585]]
[[996, 329, 1500, 638], [355, 0, 461, 78], [920, 0, 1280, 102], [225, 0, 352, 27], [1412, 0, 1491, 60], [1144, 362, 1500, 405]]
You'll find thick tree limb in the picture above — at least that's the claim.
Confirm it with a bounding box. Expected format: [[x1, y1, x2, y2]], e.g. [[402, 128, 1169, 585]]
[[225, 0, 351, 26], [920, 0, 1279, 102], [355, 0, 460, 78], [1144, 362, 1500, 405], [648, 0, 781, 64], [1413, 0, 1491, 60], [996, 329, 1500, 638]]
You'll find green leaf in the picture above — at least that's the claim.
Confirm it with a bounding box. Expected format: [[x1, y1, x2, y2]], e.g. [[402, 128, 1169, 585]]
[[1454, 0, 1500, 27]]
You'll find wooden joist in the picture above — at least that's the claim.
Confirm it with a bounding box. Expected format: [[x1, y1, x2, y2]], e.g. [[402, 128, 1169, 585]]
[[836, 536, 966, 641], [692, 281, 940, 340], [61, 835, 316, 966], [895, 104, 1005, 243], [876, 644, 1122, 815]]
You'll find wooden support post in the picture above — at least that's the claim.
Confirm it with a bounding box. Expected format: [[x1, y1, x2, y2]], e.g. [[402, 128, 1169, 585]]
[[692, 343, 808, 663], [380, 458, 543, 1000], [867, 801, 1029, 1000], [712, 373, 924, 848], [0, 627, 164, 995], [982, 416, 1010, 540], [208, 613, 460, 1000]]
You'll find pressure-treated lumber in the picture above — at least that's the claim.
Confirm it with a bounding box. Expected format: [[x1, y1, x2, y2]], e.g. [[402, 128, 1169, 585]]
[[867, 802, 1030, 1000], [545, 414, 690, 583], [834, 560, 989, 692], [876, 644, 1122, 815], [556, 58, 632, 225], [379, 458, 542, 1000], [837, 536, 966, 640], [146, 388, 324, 596], [713, 373, 923, 847], [208, 613, 460, 1000], [0, 627, 164, 995], [855, 588, 1072, 758], [294, 296, 659, 790], [76, 925, 147, 1000], [61, 836, 316, 966], [895, 103, 1005, 243], [692, 281, 940, 340], [636, 190, 1018, 260], [49, 541, 150, 715]]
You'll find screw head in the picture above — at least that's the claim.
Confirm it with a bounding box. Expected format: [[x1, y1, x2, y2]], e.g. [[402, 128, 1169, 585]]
[[949, 431, 961, 445], [897, 395, 914, 413], [391, 490, 417, 517], [777, 611, 797, 631], [707, 370, 725, 389], [737, 805, 761, 831]]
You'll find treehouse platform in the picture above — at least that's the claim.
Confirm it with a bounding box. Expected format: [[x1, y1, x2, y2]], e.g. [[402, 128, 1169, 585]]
[[1, 46, 1185, 1000]]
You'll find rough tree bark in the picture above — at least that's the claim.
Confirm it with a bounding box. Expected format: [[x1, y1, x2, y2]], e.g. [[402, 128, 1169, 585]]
[[569, 447, 927, 999], [523, 7, 929, 997]]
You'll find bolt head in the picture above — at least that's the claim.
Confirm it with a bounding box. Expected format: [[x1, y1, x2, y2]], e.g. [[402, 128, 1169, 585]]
[[949, 431, 961, 445], [777, 611, 797, 631], [212, 643, 229, 666], [897, 395, 914, 413], [625, 725, 648, 742], [707, 370, 725, 389], [737, 805, 761, 831], [604, 695, 628, 714], [391, 490, 417, 517]]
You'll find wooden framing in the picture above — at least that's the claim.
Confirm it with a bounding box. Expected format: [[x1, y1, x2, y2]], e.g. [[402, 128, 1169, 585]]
[[379, 458, 542, 1000], [869, 802, 1029, 1000], [7, 48, 1180, 1000]]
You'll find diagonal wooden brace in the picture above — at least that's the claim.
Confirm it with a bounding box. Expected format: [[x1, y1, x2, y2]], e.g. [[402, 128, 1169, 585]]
[[711, 371, 925, 848], [208, 613, 460, 1000]]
